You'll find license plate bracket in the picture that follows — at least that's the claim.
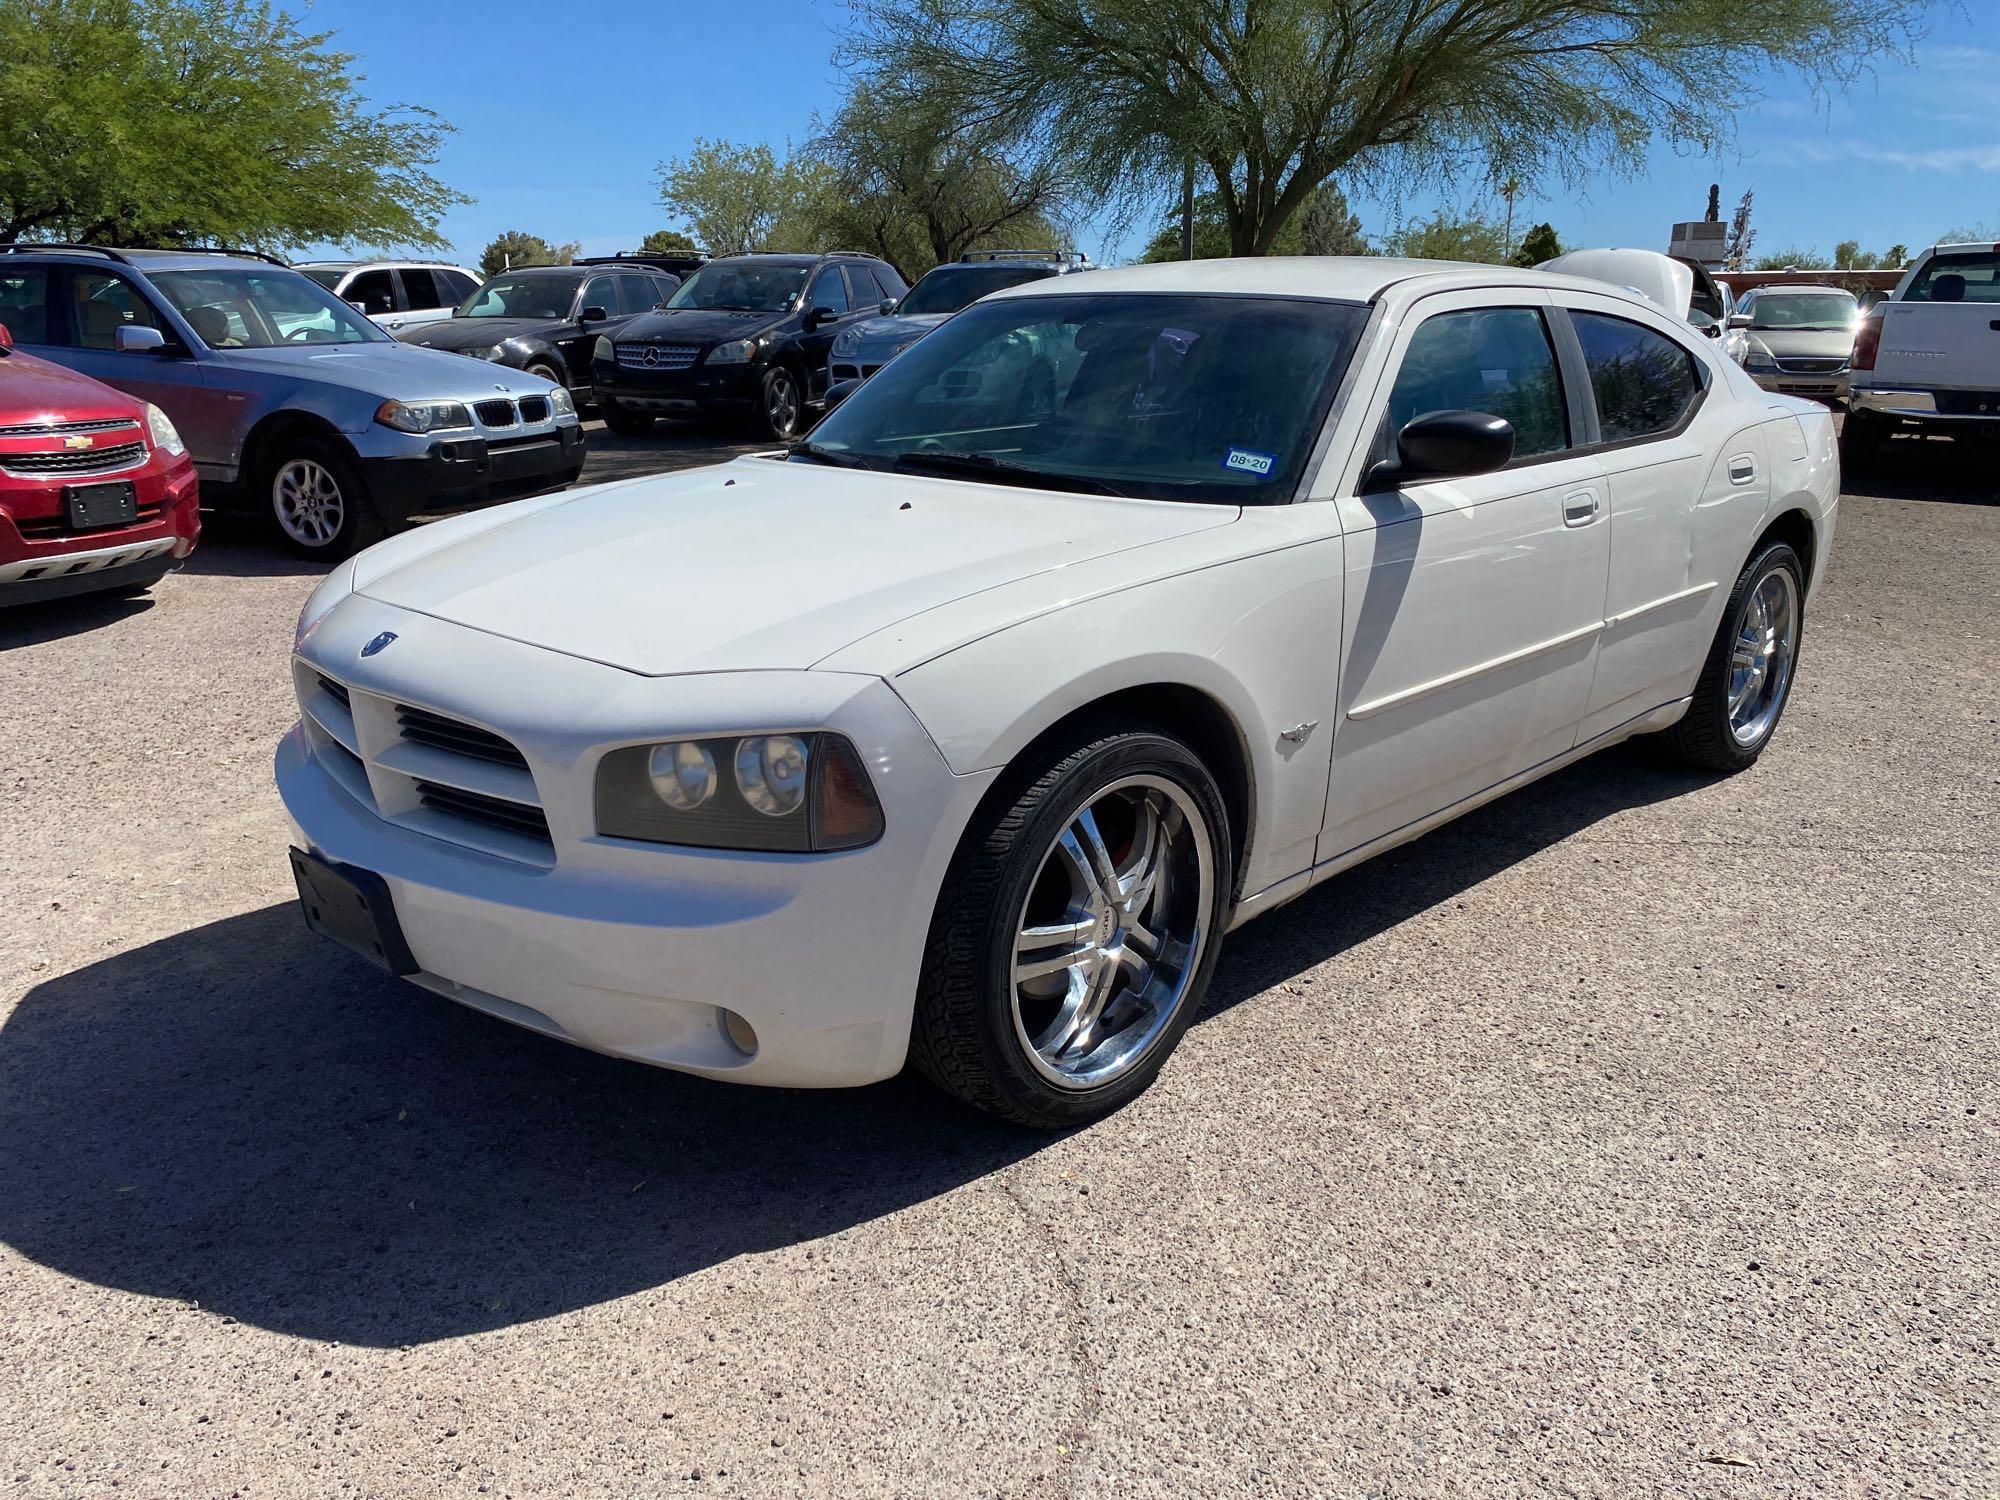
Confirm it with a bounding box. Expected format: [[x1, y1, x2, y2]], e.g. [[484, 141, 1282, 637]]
[[289, 847, 419, 976], [64, 480, 138, 531]]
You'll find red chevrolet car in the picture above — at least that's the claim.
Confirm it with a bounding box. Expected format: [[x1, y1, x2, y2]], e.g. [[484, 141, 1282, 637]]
[[0, 319, 199, 605]]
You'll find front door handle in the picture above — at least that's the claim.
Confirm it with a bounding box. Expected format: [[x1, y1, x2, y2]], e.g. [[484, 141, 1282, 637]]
[[1561, 489, 1601, 527], [1729, 455, 1757, 486]]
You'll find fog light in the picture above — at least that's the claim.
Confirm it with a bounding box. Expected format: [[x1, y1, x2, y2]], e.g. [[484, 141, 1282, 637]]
[[720, 1008, 759, 1056]]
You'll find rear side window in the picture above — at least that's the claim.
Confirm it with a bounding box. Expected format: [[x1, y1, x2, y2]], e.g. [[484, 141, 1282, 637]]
[[1383, 306, 1569, 460], [1903, 251, 2000, 303], [1570, 312, 1703, 444], [70, 271, 162, 350], [0, 267, 54, 345], [399, 268, 445, 309]]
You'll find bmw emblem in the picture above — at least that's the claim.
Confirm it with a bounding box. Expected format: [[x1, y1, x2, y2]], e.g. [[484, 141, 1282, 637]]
[[361, 631, 398, 658]]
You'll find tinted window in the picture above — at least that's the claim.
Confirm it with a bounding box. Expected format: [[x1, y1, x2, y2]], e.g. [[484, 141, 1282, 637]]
[[809, 266, 849, 316], [150, 267, 384, 348], [613, 275, 658, 315], [459, 273, 583, 319], [1571, 312, 1703, 443], [1384, 306, 1567, 459], [346, 269, 394, 315], [649, 274, 680, 304], [0, 267, 54, 345], [399, 268, 445, 310], [900, 264, 1057, 317], [298, 267, 345, 290], [578, 277, 616, 316], [874, 262, 909, 299], [439, 269, 480, 302], [805, 292, 1367, 506], [667, 262, 808, 312], [70, 271, 162, 350], [1903, 251, 2000, 304]]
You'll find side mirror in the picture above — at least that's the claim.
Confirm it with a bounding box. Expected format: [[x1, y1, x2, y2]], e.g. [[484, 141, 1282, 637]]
[[115, 324, 168, 353], [803, 305, 839, 331], [878, 298, 896, 314], [580, 305, 608, 323], [822, 377, 861, 412], [1365, 410, 1514, 490], [1728, 313, 1752, 329]]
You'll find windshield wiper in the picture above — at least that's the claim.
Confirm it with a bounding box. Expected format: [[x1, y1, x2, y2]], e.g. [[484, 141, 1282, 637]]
[[891, 450, 1126, 497], [788, 441, 872, 469]]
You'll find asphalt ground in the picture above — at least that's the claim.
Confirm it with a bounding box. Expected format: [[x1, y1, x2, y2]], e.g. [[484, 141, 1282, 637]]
[[1, 416, 1994, 1498]]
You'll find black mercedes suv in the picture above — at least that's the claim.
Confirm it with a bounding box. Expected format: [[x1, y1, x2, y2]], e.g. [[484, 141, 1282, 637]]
[[588, 251, 907, 439]]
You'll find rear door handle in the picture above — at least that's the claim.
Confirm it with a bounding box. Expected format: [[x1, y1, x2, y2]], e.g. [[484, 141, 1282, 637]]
[[1728, 455, 1757, 486], [1561, 488, 1601, 526]]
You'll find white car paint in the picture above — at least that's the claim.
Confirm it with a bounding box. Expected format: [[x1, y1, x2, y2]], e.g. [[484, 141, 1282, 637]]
[[294, 260, 481, 334], [278, 254, 1839, 1092], [1852, 243, 2000, 424]]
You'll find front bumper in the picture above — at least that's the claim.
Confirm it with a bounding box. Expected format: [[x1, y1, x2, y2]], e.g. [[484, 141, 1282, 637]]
[[592, 360, 760, 417], [1748, 368, 1850, 399], [278, 596, 992, 1088], [357, 421, 586, 522], [0, 457, 199, 604]]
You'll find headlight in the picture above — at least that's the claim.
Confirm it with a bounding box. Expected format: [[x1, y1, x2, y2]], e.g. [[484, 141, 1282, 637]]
[[706, 338, 758, 365], [374, 399, 473, 434], [593, 335, 613, 363], [548, 385, 575, 418], [596, 732, 884, 852], [831, 328, 861, 357], [144, 403, 185, 457], [1744, 351, 1777, 371], [483, 344, 510, 362]]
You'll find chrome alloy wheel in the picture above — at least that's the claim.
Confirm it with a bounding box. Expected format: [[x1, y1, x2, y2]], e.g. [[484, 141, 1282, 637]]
[[1010, 775, 1214, 1091], [766, 369, 800, 436], [273, 458, 345, 548], [1727, 566, 1799, 746]]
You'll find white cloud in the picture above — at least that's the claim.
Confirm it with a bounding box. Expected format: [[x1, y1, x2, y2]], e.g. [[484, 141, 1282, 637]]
[[1781, 139, 2000, 173]]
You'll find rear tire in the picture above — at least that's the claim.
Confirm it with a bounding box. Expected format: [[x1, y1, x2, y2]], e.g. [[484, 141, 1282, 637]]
[[911, 719, 1233, 1128], [261, 436, 381, 561], [600, 400, 656, 438], [1661, 541, 1806, 773]]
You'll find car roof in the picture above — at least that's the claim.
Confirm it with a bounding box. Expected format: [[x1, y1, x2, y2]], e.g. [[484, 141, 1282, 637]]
[[1743, 283, 1852, 296], [296, 259, 470, 271], [990, 256, 1660, 308], [0, 247, 284, 273]]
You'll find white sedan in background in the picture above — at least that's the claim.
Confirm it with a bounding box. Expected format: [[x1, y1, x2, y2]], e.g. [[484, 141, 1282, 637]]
[[279, 253, 1838, 1128]]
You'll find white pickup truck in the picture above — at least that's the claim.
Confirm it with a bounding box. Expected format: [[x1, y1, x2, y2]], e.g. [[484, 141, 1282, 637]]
[[1846, 242, 2000, 460]]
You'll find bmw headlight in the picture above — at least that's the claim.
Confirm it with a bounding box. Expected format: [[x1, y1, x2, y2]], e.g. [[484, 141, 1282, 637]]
[[831, 328, 862, 358], [593, 334, 613, 363], [706, 338, 758, 365], [375, 399, 473, 434], [596, 732, 884, 852], [144, 403, 185, 457], [548, 385, 576, 418]]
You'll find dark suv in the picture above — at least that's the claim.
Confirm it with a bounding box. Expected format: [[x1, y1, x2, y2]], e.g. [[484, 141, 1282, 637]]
[[588, 252, 908, 439]]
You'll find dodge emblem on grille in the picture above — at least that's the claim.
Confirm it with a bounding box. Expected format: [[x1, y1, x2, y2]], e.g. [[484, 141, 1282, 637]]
[[63, 434, 93, 449], [361, 631, 398, 658]]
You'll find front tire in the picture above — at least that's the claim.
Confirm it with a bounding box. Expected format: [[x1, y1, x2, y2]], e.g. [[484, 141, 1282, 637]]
[[263, 437, 380, 561], [1662, 541, 1806, 772], [757, 365, 805, 441], [911, 720, 1233, 1128]]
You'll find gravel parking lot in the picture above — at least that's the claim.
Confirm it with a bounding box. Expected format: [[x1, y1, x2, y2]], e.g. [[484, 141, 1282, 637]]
[[1, 418, 1994, 1499]]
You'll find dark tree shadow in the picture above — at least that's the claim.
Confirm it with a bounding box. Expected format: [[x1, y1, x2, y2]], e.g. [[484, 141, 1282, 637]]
[[0, 743, 1712, 1347]]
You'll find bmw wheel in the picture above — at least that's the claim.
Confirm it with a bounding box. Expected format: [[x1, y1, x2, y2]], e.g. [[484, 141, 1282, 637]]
[[263, 437, 380, 561], [912, 718, 1232, 1127]]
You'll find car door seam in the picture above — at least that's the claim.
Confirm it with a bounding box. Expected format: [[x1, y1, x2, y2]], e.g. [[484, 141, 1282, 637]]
[[1345, 618, 1606, 720]]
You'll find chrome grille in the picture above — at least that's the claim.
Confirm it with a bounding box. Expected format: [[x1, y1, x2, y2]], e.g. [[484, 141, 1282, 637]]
[[0, 441, 146, 477], [1775, 357, 1846, 374], [0, 417, 139, 438], [616, 343, 699, 371]]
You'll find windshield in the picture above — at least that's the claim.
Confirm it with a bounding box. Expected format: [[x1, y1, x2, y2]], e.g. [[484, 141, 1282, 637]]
[[456, 273, 581, 320], [801, 292, 1367, 505], [1746, 292, 1856, 331], [297, 267, 344, 291], [899, 265, 1055, 317], [148, 267, 386, 348], [666, 262, 808, 312]]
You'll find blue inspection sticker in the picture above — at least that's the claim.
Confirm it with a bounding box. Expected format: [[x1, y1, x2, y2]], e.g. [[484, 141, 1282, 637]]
[[1223, 447, 1277, 476]]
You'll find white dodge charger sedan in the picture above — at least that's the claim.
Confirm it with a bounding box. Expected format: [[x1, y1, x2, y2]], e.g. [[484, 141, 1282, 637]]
[[279, 254, 1838, 1127]]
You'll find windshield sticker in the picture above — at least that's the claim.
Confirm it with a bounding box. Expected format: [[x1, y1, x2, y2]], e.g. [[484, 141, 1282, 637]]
[[1223, 447, 1277, 476]]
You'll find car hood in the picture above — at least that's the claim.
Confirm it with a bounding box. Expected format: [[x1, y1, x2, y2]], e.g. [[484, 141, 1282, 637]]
[[354, 457, 1237, 675], [400, 317, 559, 352], [0, 347, 142, 423], [1746, 328, 1854, 359], [845, 312, 951, 347], [211, 341, 557, 399], [618, 307, 786, 346]]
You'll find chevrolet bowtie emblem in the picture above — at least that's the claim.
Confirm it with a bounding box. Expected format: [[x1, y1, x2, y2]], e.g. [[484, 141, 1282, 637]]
[[63, 434, 93, 449]]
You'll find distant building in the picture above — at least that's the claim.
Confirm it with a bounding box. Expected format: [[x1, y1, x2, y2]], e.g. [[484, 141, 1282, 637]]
[[1668, 221, 1728, 271]]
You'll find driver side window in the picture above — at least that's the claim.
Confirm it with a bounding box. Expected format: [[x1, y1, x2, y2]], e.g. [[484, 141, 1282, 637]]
[[809, 267, 849, 317], [70, 272, 162, 350], [1382, 306, 1569, 462]]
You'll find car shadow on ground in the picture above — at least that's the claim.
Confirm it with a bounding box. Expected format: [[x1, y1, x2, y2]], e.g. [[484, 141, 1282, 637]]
[[1845, 433, 2000, 505], [0, 588, 157, 648], [0, 744, 1712, 1348], [176, 515, 333, 579]]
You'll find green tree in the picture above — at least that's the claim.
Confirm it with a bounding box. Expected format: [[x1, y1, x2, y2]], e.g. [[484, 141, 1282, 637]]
[[1298, 182, 1370, 256], [656, 139, 818, 257], [1139, 183, 1367, 260], [1752, 246, 1828, 270], [639, 228, 701, 255], [1883, 242, 1909, 268], [478, 231, 577, 277], [1381, 212, 1512, 264], [0, 0, 465, 247], [849, 0, 1923, 257], [1512, 222, 1562, 267]]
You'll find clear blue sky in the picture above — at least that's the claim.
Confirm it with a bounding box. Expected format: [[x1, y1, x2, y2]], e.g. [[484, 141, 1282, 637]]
[[296, 0, 1999, 267]]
